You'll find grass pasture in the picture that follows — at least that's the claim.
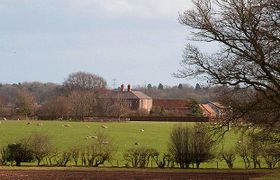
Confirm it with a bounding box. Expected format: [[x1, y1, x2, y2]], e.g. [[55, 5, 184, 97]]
[[0, 120, 246, 168]]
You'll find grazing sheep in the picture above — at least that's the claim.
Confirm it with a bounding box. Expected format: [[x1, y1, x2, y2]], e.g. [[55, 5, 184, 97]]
[[3, 118, 7, 121], [91, 136, 98, 139], [84, 136, 89, 140], [62, 124, 72, 128], [101, 125, 108, 129], [135, 142, 140, 145], [102, 141, 109, 144], [0, 121, 1, 124], [26, 122, 31, 125], [140, 129, 144, 132]]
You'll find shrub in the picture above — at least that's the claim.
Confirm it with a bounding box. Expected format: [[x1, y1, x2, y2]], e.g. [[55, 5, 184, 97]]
[[123, 147, 157, 168], [54, 151, 72, 167], [168, 124, 215, 168], [6, 143, 34, 166], [70, 147, 80, 166], [81, 133, 116, 167], [262, 144, 280, 169], [24, 132, 54, 166], [0, 147, 9, 165], [150, 152, 172, 168], [219, 150, 236, 169]]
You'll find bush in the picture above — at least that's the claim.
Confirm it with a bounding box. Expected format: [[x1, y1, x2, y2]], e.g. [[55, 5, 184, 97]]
[[219, 150, 236, 169], [150, 152, 173, 168], [123, 147, 157, 168], [81, 133, 116, 167], [24, 132, 54, 166], [54, 151, 72, 167], [70, 147, 80, 166], [6, 143, 34, 166], [168, 124, 215, 168], [262, 144, 280, 169], [0, 147, 9, 165]]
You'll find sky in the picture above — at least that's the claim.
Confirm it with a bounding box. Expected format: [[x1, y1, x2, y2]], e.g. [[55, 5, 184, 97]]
[[0, 0, 205, 88]]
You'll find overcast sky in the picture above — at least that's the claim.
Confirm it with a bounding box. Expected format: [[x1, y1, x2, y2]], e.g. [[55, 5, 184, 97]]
[[0, 0, 204, 88]]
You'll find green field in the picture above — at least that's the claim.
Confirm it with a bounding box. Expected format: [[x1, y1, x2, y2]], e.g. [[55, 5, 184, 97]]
[[0, 120, 246, 168]]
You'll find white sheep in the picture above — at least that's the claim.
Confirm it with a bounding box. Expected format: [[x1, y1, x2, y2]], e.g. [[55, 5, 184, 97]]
[[91, 136, 98, 139], [3, 118, 7, 121], [62, 124, 72, 128], [101, 125, 108, 129], [140, 129, 144, 132]]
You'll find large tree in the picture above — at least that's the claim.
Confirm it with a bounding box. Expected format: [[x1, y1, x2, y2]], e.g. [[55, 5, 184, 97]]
[[15, 89, 35, 118], [177, 0, 280, 126], [63, 72, 107, 91]]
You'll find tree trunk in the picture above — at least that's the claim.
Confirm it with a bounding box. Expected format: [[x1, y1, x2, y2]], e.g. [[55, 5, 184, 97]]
[[16, 160, 21, 166]]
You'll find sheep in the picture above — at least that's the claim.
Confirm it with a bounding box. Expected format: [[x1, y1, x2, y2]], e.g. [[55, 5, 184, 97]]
[[140, 129, 144, 132], [101, 125, 108, 129], [102, 141, 109, 144], [3, 118, 7, 121], [26, 122, 31, 125], [91, 136, 98, 139], [135, 142, 140, 145], [62, 124, 72, 128], [0, 121, 1, 124]]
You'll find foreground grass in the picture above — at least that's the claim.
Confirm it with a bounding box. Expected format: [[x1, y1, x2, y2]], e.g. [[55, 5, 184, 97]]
[[0, 120, 248, 168]]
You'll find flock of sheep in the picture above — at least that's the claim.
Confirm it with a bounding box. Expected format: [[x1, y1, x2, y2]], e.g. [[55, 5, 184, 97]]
[[0, 118, 145, 146]]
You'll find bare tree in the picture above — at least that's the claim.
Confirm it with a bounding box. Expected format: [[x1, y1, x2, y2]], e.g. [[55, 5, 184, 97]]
[[97, 92, 131, 119], [23, 132, 54, 166], [168, 124, 215, 169], [37, 96, 70, 120], [82, 133, 116, 167], [15, 89, 35, 119], [0, 94, 6, 118], [236, 140, 251, 168], [68, 90, 97, 120], [177, 0, 280, 126], [123, 147, 157, 168], [219, 150, 236, 169], [63, 71, 107, 91]]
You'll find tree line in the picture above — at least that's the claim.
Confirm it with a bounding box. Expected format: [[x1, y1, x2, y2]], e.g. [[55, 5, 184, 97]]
[[0, 72, 216, 120]]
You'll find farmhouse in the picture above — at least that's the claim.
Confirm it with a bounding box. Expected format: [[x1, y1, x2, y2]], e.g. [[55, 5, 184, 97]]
[[104, 84, 153, 113]]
